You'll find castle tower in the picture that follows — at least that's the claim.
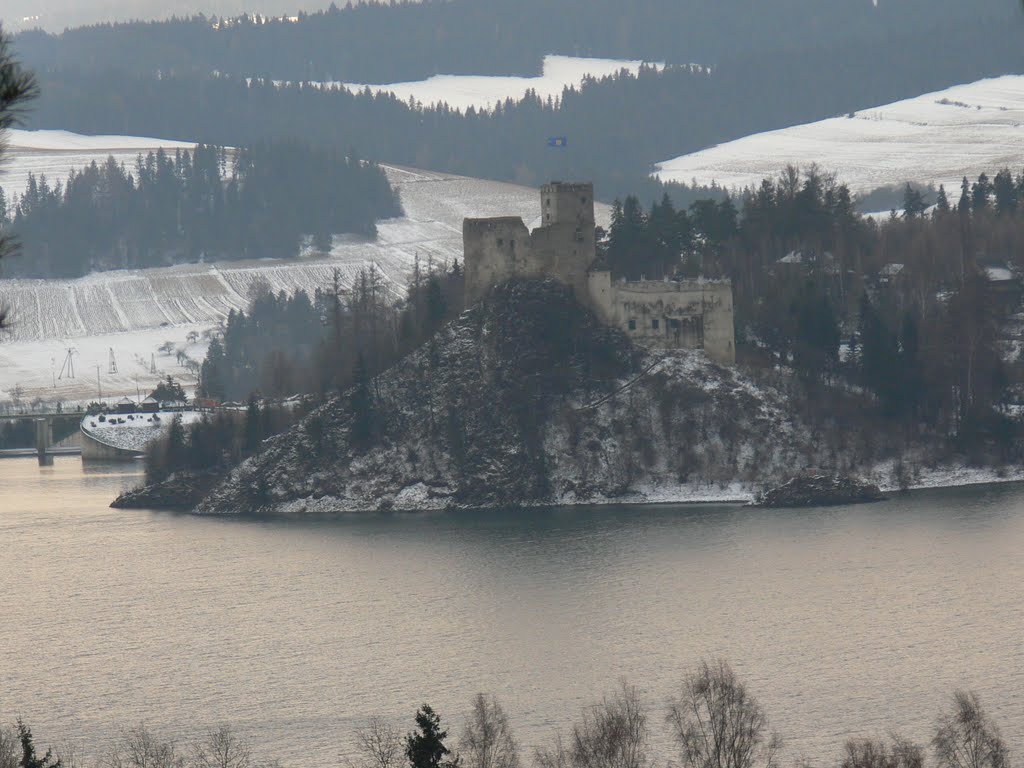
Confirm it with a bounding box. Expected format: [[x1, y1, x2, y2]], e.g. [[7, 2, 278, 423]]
[[540, 181, 595, 231], [534, 182, 596, 298]]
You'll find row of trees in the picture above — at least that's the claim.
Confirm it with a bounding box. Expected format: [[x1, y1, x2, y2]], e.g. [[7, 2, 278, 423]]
[[198, 260, 463, 403], [2, 662, 1011, 768], [13, 0, 1018, 90], [1, 141, 401, 278], [143, 259, 465, 482]]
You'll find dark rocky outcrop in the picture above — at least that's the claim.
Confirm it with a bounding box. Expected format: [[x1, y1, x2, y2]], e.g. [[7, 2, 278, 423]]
[[758, 475, 884, 508], [191, 278, 845, 515], [111, 470, 221, 510]]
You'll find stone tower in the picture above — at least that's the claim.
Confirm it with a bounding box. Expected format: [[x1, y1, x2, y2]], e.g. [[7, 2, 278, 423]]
[[533, 181, 596, 298]]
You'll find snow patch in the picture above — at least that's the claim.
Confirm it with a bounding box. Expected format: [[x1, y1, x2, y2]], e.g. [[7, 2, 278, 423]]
[[341, 55, 664, 112]]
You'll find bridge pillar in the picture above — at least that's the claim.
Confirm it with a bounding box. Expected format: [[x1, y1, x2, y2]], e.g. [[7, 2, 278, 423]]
[[35, 418, 53, 466]]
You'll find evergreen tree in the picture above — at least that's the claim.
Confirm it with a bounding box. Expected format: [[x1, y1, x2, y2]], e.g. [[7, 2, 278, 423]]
[[0, 30, 37, 329], [958, 177, 971, 215], [349, 352, 376, 448], [166, 414, 188, 472], [16, 721, 60, 768], [971, 173, 992, 214], [902, 183, 927, 219], [934, 184, 950, 216], [993, 168, 1018, 216], [406, 705, 458, 768], [244, 394, 262, 454]]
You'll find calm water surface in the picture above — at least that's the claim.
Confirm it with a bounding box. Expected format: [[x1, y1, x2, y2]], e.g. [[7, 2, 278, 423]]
[[1, 458, 1022, 763]]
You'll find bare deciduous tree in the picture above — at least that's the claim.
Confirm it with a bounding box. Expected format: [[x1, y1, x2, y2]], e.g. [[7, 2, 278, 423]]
[[460, 694, 519, 768], [666, 660, 780, 768], [933, 692, 1008, 768], [192, 727, 252, 768], [840, 737, 923, 768], [348, 718, 404, 768], [0, 725, 17, 768], [534, 734, 571, 768], [535, 682, 649, 768], [106, 725, 184, 768]]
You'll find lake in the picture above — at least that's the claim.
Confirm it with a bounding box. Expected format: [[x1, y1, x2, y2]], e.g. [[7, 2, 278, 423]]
[[1, 457, 1022, 764]]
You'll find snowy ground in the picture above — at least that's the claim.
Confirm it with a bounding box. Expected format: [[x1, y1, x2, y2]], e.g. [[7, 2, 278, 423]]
[[655, 75, 1024, 196], [0, 131, 611, 404], [82, 409, 205, 453], [341, 55, 664, 112]]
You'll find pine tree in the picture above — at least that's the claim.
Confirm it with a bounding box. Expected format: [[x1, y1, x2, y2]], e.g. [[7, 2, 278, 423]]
[[902, 183, 927, 219], [971, 173, 992, 213], [349, 352, 375, 448], [166, 414, 188, 472], [244, 394, 262, 454], [958, 176, 971, 214], [16, 721, 60, 768], [406, 705, 458, 768], [993, 168, 1018, 216], [0, 31, 37, 329], [934, 184, 950, 216]]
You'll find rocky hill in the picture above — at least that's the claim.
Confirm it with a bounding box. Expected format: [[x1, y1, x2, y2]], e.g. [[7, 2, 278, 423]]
[[194, 279, 849, 515]]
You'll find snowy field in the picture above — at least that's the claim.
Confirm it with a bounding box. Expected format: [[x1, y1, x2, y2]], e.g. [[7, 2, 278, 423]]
[[0, 131, 610, 403], [341, 55, 663, 112], [655, 75, 1024, 196]]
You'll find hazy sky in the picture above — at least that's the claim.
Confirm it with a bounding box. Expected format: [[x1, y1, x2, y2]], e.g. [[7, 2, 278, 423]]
[[0, 0, 330, 31]]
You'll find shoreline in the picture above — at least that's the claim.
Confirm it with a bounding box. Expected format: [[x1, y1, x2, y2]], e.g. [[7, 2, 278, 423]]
[[189, 464, 1024, 517]]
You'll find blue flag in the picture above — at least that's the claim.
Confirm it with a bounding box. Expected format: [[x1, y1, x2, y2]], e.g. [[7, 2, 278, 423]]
[[547, 136, 568, 148]]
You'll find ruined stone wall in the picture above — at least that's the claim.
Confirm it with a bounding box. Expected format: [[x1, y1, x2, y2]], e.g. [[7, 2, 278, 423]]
[[463, 217, 533, 305], [592, 278, 736, 365]]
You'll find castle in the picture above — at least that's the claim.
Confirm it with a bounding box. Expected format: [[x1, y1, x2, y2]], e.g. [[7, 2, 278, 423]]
[[463, 182, 736, 365]]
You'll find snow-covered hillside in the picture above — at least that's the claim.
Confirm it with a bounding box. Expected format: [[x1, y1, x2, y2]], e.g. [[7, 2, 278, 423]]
[[0, 132, 611, 403], [342, 55, 663, 112], [655, 75, 1024, 195], [1, 129, 197, 201]]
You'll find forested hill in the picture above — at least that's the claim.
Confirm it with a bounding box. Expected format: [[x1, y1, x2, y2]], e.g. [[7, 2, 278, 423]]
[[0, 141, 402, 278], [12, 0, 1019, 84], [21, 13, 1024, 204]]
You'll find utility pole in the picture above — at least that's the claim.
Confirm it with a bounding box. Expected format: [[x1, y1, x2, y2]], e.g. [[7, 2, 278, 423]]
[[96, 364, 102, 403]]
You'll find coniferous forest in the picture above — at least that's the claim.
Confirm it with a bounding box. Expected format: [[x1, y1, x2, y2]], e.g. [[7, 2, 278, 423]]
[[12, 0, 1023, 203], [0, 141, 401, 278]]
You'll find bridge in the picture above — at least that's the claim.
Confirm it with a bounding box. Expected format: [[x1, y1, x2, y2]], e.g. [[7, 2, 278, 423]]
[[0, 413, 83, 464]]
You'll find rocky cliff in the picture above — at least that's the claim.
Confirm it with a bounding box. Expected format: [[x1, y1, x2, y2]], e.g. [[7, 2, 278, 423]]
[[194, 279, 843, 515]]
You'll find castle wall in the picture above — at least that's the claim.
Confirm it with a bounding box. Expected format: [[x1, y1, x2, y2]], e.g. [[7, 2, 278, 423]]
[[463, 217, 533, 304], [593, 278, 736, 365]]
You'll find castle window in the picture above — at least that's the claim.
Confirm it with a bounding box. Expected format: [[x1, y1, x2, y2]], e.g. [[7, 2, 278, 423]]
[[497, 238, 504, 246], [628, 319, 637, 331], [652, 319, 660, 330], [670, 318, 681, 329], [510, 239, 516, 249], [546, 198, 551, 207], [581, 197, 587, 204]]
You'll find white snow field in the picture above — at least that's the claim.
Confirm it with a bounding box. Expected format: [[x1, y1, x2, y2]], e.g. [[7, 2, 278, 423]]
[[342, 55, 663, 112], [654, 75, 1024, 196], [0, 132, 611, 403]]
